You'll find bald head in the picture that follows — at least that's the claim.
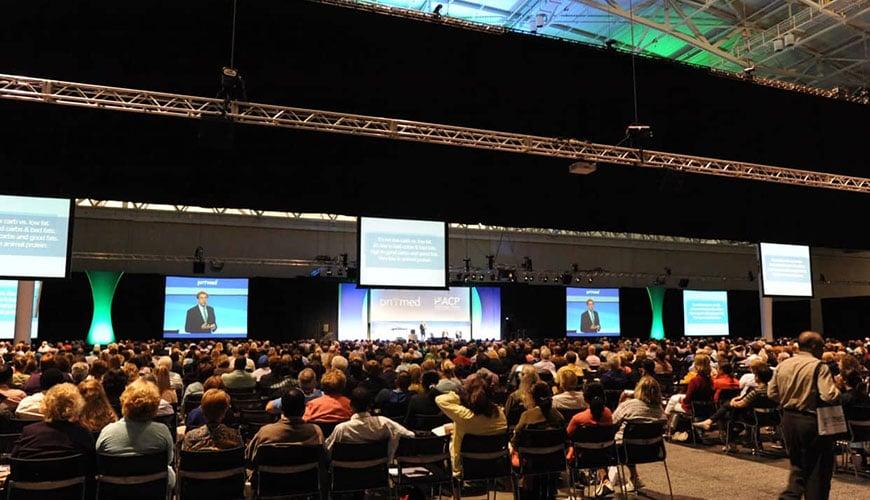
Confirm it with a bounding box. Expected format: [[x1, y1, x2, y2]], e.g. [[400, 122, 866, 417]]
[[798, 331, 824, 358]]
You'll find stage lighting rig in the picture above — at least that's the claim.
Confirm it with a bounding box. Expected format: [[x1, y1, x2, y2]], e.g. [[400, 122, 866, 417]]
[[433, 4, 443, 19], [568, 160, 597, 175], [626, 124, 652, 148], [217, 66, 246, 109]]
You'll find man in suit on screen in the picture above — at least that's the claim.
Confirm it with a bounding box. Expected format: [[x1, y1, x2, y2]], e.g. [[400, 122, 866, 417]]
[[580, 299, 601, 333], [185, 290, 217, 333]]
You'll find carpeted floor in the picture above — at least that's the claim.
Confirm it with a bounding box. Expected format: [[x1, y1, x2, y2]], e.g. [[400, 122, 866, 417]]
[[458, 442, 868, 499]]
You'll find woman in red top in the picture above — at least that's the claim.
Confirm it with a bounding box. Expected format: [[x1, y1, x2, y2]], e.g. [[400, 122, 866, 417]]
[[712, 362, 740, 403], [567, 382, 613, 495], [681, 354, 714, 413]]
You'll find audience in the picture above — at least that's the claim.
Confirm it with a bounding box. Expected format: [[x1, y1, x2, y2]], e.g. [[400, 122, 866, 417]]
[[404, 370, 443, 430], [247, 388, 323, 461], [0, 365, 26, 411], [436, 378, 507, 476], [11, 383, 95, 461], [221, 357, 256, 390], [16, 367, 65, 420], [325, 386, 414, 460], [302, 369, 352, 423], [505, 364, 539, 426]]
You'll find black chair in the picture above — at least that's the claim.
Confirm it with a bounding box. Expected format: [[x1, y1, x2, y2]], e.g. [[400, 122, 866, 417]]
[[250, 443, 322, 499], [0, 433, 21, 463], [6, 454, 87, 500], [689, 400, 716, 445], [604, 390, 623, 411], [152, 412, 178, 444], [653, 374, 675, 397], [238, 410, 277, 441], [741, 398, 783, 456], [456, 433, 512, 499], [310, 421, 339, 439], [557, 408, 581, 424], [406, 412, 448, 432], [4, 419, 37, 435], [177, 447, 245, 500], [182, 394, 203, 418], [393, 435, 453, 499], [378, 400, 409, 424], [842, 405, 870, 477], [330, 439, 390, 497], [569, 424, 624, 498], [717, 388, 741, 407], [95, 451, 169, 500], [513, 427, 567, 499], [619, 421, 673, 499]]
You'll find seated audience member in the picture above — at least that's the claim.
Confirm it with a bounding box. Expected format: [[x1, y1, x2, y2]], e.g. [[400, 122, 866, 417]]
[[22, 353, 56, 394], [664, 354, 714, 440], [839, 369, 870, 411], [585, 346, 601, 370], [157, 356, 183, 391], [512, 381, 564, 447], [436, 360, 462, 394], [504, 365, 539, 427], [96, 379, 176, 488], [436, 378, 508, 476], [712, 362, 740, 403], [265, 367, 321, 415], [89, 360, 109, 382], [303, 369, 352, 423], [601, 356, 629, 391], [11, 383, 95, 461], [693, 366, 774, 451], [78, 379, 118, 434], [155, 366, 178, 405], [375, 370, 412, 419], [259, 358, 295, 399], [186, 375, 230, 429], [102, 369, 128, 417], [139, 373, 175, 417], [552, 368, 587, 410], [325, 387, 414, 460], [567, 382, 613, 435], [221, 357, 256, 390], [71, 361, 90, 385], [405, 370, 443, 430], [357, 360, 387, 395], [16, 367, 65, 420], [654, 350, 673, 374], [611, 376, 665, 492], [246, 388, 324, 461], [181, 362, 214, 406], [182, 389, 242, 452], [738, 358, 766, 396], [0, 364, 26, 411]]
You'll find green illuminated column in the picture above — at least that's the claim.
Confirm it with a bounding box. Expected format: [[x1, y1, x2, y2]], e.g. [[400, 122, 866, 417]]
[[86, 271, 123, 345], [647, 286, 666, 340]]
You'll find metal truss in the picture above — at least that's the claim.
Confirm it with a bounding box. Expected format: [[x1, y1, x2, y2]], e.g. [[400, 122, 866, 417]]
[[3, 73, 870, 194]]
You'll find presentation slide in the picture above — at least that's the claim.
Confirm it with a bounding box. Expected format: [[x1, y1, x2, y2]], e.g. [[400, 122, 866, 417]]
[[0, 195, 72, 279], [338, 284, 501, 341], [0, 281, 18, 339], [358, 216, 447, 288], [566, 288, 621, 337], [683, 290, 729, 336], [163, 277, 249, 339], [759, 243, 813, 297]]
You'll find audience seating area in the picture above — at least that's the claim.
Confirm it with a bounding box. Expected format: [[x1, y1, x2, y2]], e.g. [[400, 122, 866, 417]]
[[0, 335, 866, 499]]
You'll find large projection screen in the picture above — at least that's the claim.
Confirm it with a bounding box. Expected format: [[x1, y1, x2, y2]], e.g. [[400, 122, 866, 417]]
[[565, 288, 621, 337], [358, 216, 448, 288], [0, 195, 73, 279], [759, 243, 813, 297], [683, 290, 729, 336], [163, 277, 249, 339]]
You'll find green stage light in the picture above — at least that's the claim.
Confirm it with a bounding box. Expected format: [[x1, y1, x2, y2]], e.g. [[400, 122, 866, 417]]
[[86, 271, 123, 345], [647, 286, 666, 340]]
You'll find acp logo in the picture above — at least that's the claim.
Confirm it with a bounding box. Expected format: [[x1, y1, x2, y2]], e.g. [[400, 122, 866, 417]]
[[434, 296, 461, 306]]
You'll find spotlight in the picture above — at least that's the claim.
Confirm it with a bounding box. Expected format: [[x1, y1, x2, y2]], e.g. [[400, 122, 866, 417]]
[[522, 256, 533, 271], [626, 124, 653, 148], [433, 4, 443, 19], [587, 276, 594, 283], [575, 276, 581, 283], [561, 273, 573, 285], [486, 255, 495, 270], [326, 268, 333, 277], [217, 66, 246, 105], [604, 39, 616, 50], [568, 160, 598, 175], [783, 33, 795, 47], [193, 246, 205, 274], [542, 276, 549, 283]]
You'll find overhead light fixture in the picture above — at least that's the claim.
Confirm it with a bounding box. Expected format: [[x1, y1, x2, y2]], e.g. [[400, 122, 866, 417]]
[[569, 160, 598, 175]]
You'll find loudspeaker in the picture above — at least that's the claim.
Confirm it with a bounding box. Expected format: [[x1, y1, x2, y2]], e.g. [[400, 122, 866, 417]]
[[193, 261, 206, 274]]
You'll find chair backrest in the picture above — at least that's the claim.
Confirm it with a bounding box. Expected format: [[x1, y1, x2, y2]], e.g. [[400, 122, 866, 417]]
[[96, 451, 168, 500], [0, 432, 22, 457], [653, 374, 675, 395], [717, 388, 741, 405], [311, 421, 339, 439], [514, 427, 567, 475], [152, 412, 178, 443], [458, 432, 510, 481], [620, 421, 667, 466], [846, 405, 870, 443], [557, 408, 580, 423], [177, 447, 245, 500], [571, 424, 619, 470], [407, 412, 449, 431], [5, 418, 38, 434], [752, 400, 782, 427], [8, 454, 87, 500], [691, 400, 716, 420], [183, 394, 202, 417], [330, 439, 390, 494], [252, 443, 322, 498], [604, 390, 623, 411]]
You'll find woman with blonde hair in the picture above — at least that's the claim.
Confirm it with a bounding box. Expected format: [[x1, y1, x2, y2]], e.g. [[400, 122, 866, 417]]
[[11, 383, 95, 460], [97, 379, 175, 487], [665, 354, 714, 440], [504, 365, 539, 426], [155, 366, 177, 404], [78, 379, 118, 433], [610, 376, 665, 491]]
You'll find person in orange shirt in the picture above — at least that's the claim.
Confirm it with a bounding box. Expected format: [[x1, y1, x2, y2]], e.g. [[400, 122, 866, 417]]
[[302, 369, 352, 423], [712, 362, 740, 403]]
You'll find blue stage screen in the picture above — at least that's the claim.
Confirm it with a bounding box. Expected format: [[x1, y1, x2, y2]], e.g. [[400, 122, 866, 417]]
[[566, 288, 621, 337], [163, 277, 249, 339], [683, 290, 730, 336]]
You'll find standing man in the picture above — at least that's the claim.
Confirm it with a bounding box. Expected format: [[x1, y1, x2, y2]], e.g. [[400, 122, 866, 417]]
[[768, 331, 840, 500], [580, 299, 601, 333], [185, 291, 217, 334]]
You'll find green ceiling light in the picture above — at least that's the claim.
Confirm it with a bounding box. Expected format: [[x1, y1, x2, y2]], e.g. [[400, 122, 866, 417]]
[[86, 271, 123, 345], [647, 286, 666, 340]]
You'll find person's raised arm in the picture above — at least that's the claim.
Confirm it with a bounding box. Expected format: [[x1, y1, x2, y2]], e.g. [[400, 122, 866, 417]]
[[435, 392, 475, 422]]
